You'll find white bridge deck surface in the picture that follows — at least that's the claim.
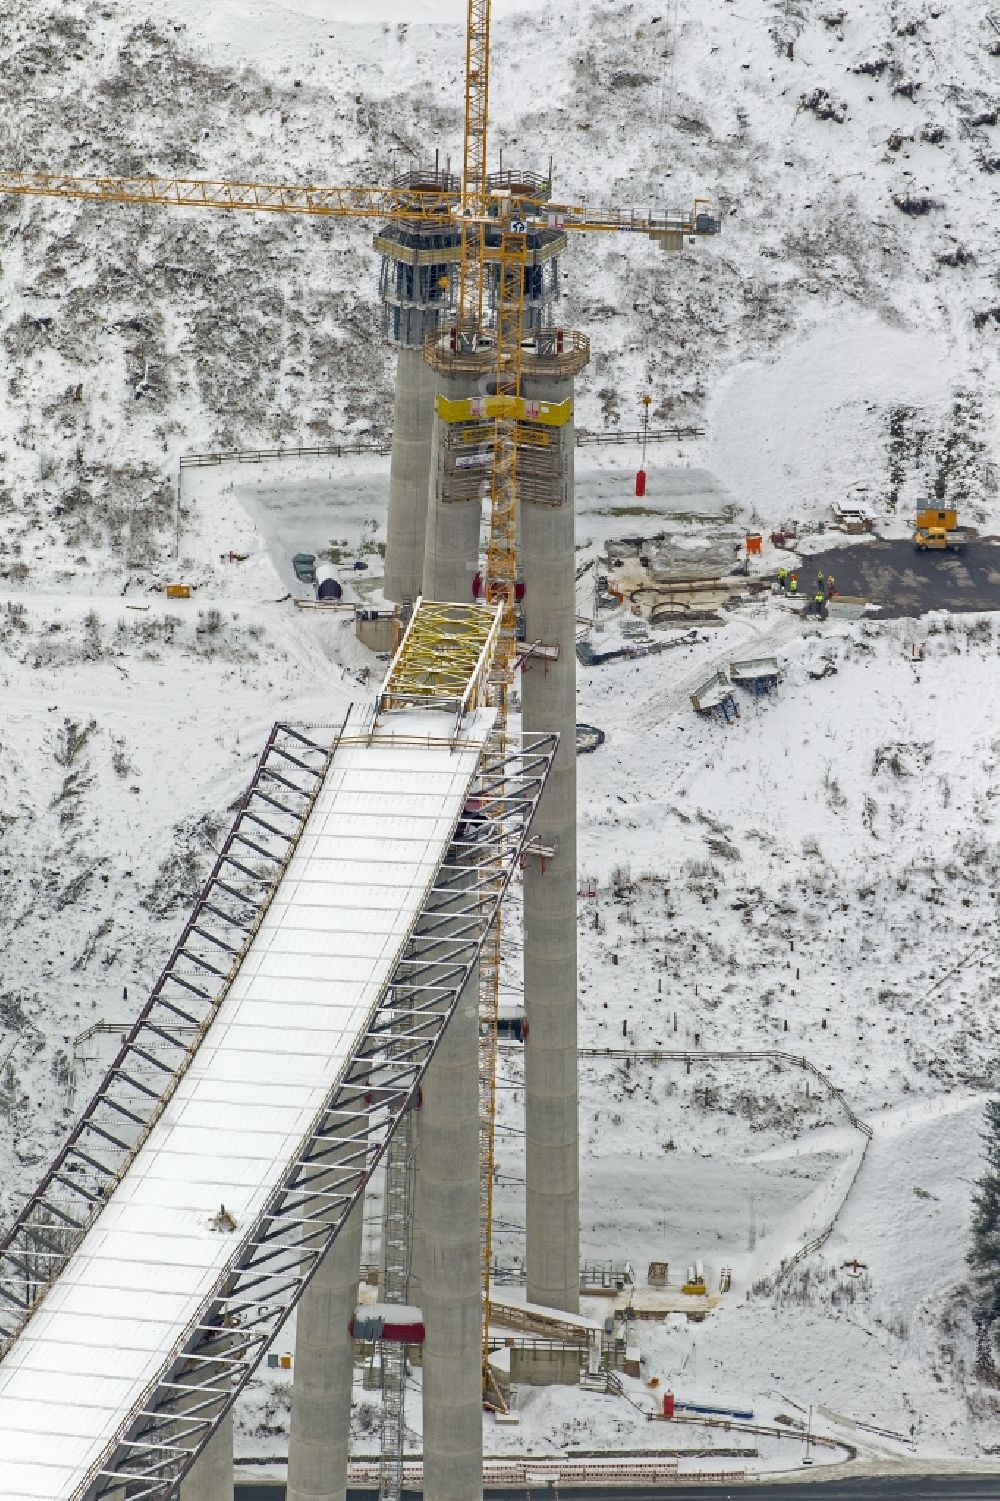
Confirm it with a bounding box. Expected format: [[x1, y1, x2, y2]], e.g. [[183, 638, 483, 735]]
[[0, 703, 494, 1501]]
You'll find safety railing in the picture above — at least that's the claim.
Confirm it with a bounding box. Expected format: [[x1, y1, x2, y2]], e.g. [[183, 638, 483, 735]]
[[346, 1458, 746, 1487], [179, 439, 390, 469], [576, 425, 705, 445], [577, 1046, 873, 1291], [177, 418, 702, 476], [422, 325, 590, 377]]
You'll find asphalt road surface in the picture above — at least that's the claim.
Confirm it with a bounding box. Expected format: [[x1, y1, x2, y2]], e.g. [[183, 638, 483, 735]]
[[803, 538, 1000, 618], [235, 1479, 1000, 1501]]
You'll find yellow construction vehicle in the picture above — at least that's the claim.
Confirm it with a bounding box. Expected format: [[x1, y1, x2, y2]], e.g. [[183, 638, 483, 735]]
[[913, 506, 972, 551]]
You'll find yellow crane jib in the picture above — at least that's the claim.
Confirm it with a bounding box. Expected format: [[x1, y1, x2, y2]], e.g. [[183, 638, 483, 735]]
[[435, 393, 572, 426], [0, 170, 463, 221], [0, 171, 722, 242]]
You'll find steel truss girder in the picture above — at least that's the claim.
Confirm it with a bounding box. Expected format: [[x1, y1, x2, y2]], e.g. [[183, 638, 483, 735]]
[[0, 719, 343, 1336], [77, 730, 555, 1500], [0, 725, 553, 1499]]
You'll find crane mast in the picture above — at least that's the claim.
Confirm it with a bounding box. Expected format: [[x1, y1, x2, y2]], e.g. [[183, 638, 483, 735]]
[[452, 0, 520, 1409], [476, 221, 528, 1408], [459, 0, 491, 333]]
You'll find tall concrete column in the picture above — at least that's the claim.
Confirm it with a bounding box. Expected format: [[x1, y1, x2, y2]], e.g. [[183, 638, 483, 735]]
[[383, 348, 439, 604], [180, 1409, 233, 1501], [519, 366, 581, 1314], [411, 973, 483, 1501], [422, 368, 482, 604], [286, 1194, 364, 1501], [402, 602, 484, 1501], [374, 168, 462, 602]]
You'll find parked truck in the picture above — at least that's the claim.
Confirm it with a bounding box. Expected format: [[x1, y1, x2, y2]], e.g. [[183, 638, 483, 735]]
[[913, 506, 973, 552]]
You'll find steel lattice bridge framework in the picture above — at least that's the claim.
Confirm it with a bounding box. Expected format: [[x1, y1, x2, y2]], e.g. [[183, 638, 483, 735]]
[[0, 600, 556, 1501]]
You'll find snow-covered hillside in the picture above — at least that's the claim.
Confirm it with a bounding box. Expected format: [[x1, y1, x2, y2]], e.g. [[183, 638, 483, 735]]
[[3, 0, 1000, 573], [3, 0, 1000, 1477], [0, 587, 366, 1222], [485, 605, 1000, 1459]]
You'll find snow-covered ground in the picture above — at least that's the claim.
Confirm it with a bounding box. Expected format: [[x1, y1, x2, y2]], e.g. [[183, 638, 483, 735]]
[[4, 0, 1000, 1480], [482, 599, 1000, 1461]]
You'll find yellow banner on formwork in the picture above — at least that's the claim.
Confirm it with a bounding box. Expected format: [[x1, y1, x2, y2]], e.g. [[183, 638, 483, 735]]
[[435, 393, 572, 427]]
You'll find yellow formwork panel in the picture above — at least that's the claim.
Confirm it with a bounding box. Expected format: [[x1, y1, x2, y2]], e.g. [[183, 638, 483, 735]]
[[378, 599, 500, 716], [435, 393, 572, 427], [447, 421, 551, 449], [372, 233, 464, 266]]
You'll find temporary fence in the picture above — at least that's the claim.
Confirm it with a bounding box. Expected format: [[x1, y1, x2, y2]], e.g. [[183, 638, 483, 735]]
[[343, 1458, 745, 1488], [179, 440, 391, 470], [177, 425, 705, 477], [577, 1046, 873, 1290], [575, 426, 705, 446]]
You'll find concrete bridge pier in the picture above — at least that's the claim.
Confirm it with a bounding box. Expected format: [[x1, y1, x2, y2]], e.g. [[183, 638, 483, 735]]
[[179, 1409, 233, 1501], [286, 1161, 365, 1501], [411, 971, 483, 1501]]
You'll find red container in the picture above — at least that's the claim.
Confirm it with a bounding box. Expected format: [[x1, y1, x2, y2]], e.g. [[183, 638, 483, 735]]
[[662, 1391, 675, 1419], [635, 469, 647, 497], [349, 1304, 426, 1346]]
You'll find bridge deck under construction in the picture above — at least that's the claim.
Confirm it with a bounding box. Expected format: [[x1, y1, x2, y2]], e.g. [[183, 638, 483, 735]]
[[0, 601, 556, 1501], [0, 705, 495, 1499]]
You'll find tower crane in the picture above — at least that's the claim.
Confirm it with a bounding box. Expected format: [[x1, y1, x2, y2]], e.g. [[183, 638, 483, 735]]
[[0, 0, 718, 1477], [0, 168, 717, 239]]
